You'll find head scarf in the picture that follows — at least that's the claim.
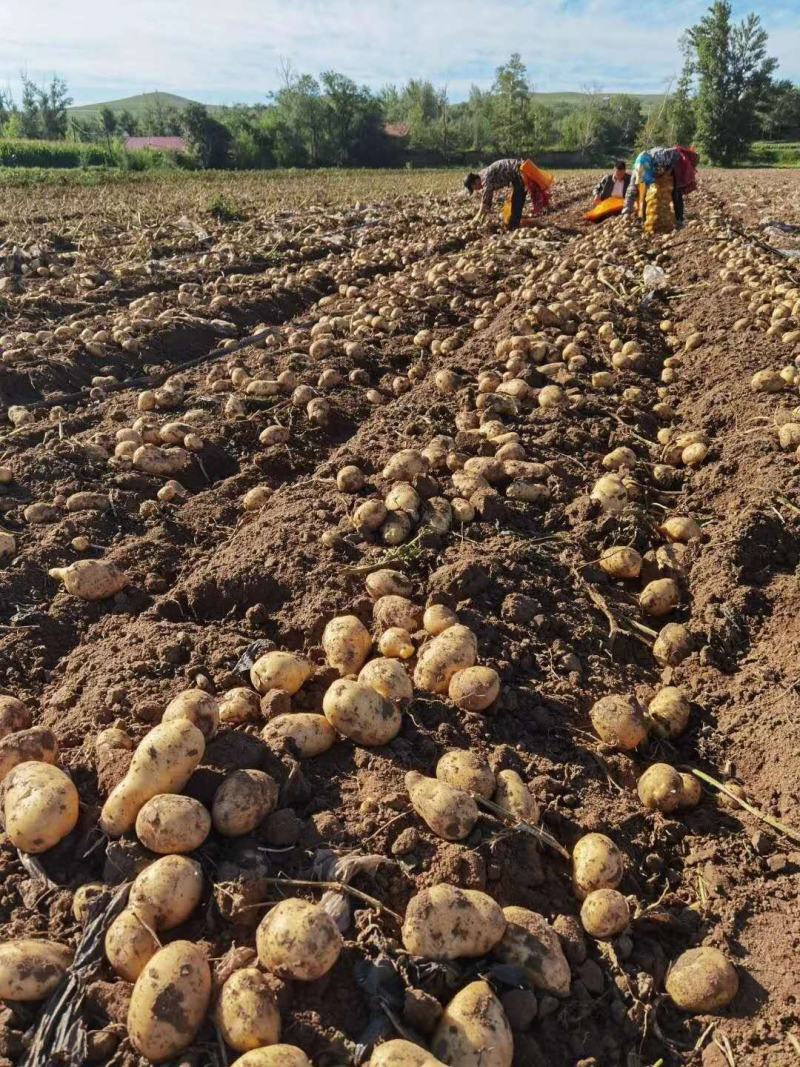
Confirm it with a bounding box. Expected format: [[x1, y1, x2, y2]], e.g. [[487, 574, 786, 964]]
[[633, 151, 655, 187]]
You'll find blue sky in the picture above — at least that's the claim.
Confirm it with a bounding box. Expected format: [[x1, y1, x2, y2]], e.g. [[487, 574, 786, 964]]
[[1, 0, 798, 106]]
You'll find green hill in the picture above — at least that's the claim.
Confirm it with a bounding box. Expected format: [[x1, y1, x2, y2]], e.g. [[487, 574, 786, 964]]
[[533, 91, 666, 114], [68, 91, 224, 123]]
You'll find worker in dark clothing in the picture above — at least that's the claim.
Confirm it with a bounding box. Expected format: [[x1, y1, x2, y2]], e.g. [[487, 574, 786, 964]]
[[592, 159, 631, 205], [464, 158, 551, 230]]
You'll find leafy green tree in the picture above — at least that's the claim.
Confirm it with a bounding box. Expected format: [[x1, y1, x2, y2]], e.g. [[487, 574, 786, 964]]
[[0, 89, 14, 133], [687, 1, 776, 163], [606, 94, 644, 145], [182, 103, 231, 167], [100, 106, 117, 150], [117, 108, 139, 136], [491, 53, 531, 154], [757, 79, 800, 140], [142, 96, 183, 135]]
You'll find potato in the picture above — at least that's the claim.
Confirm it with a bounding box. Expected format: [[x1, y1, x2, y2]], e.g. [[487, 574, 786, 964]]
[[493, 769, 538, 823], [337, 465, 365, 493], [590, 695, 648, 750], [0, 940, 73, 1001], [572, 833, 624, 899], [423, 605, 458, 636], [383, 449, 428, 481], [640, 578, 680, 617], [580, 888, 630, 939], [256, 898, 342, 980], [658, 515, 702, 543], [369, 1039, 444, 1066], [216, 967, 281, 1052], [128, 941, 211, 1063], [132, 443, 190, 476], [0, 695, 30, 739], [591, 475, 627, 514], [436, 750, 495, 800], [323, 679, 402, 746], [231, 1048, 312, 1067], [358, 658, 413, 704], [637, 763, 684, 813], [413, 625, 478, 695], [105, 907, 160, 980], [666, 947, 738, 1013], [492, 906, 571, 996], [431, 981, 513, 1067], [162, 688, 219, 739], [250, 651, 312, 696], [99, 720, 205, 836], [3, 761, 79, 853], [448, 666, 500, 713], [219, 687, 262, 725], [366, 569, 412, 599], [0, 725, 57, 783], [405, 771, 479, 841], [386, 482, 421, 517], [354, 499, 388, 531], [648, 686, 690, 738], [262, 713, 336, 757], [382, 511, 414, 545], [603, 446, 636, 470], [677, 772, 702, 809], [212, 769, 279, 837], [402, 885, 506, 959], [323, 615, 372, 675], [373, 595, 423, 635], [48, 559, 128, 600], [135, 794, 211, 854], [129, 855, 204, 931], [72, 882, 105, 924], [599, 546, 642, 580], [379, 627, 415, 659]]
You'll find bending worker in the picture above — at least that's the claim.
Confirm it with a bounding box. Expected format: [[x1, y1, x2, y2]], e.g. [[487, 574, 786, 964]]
[[592, 159, 631, 205], [622, 146, 698, 232], [465, 158, 551, 230]]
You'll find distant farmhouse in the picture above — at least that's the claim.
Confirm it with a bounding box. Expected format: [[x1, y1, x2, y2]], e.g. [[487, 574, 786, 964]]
[[124, 135, 188, 153]]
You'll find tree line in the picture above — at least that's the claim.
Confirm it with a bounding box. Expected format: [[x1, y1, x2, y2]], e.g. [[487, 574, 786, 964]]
[[1, 2, 798, 170]]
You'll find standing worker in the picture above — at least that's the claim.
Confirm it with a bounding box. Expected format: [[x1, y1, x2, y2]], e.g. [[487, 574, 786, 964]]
[[465, 158, 553, 230]]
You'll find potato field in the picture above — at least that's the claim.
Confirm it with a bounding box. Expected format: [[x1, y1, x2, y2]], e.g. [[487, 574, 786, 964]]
[[0, 167, 798, 1067]]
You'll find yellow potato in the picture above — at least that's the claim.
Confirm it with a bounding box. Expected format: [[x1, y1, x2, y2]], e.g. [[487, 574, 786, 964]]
[[677, 773, 702, 809], [572, 833, 624, 899], [637, 763, 684, 813], [323, 615, 372, 675], [0, 695, 30, 739], [72, 882, 105, 924], [212, 769, 279, 837], [0, 725, 57, 783], [216, 967, 281, 1052], [128, 941, 211, 1063], [653, 622, 692, 665], [493, 769, 539, 823], [132, 443, 190, 476], [256, 898, 342, 980], [405, 771, 479, 841], [262, 713, 337, 757], [219, 687, 262, 725], [162, 688, 220, 739], [648, 686, 690, 738], [129, 855, 204, 931], [590, 474, 627, 514], [373, 596, 424, 634], [639, 578, 680, 617], [402, 885, 506, 959], [358, 657, 413, 704], [99, 719, 205, 836], [435, 750, 495, 800], [431, 981, 513, 1067], [250, 651, 312, 695], [422, 605, 458, 636], [590, 695, 648, 750], [658, 515, 702, 543], [599, 546, 642, 580], [666, 947, 738, 1013], [370, 1039, 445, 1066], [493, 906, 571, 996], [48, 559, 128, 600], [378, 627, 415, 659], [3, 761, 79, 853], [135, 794, 211, 854], [580, 889, 631, 939], [323, 679, 402, 746], [413, 625, 478, 695], [448, 666, 501, 712], [105, 907, 160, 980], [366, 569, 412, 599], [0, 939, 74, 1001], [231, 1047, 312, 1067], [383, 449, 428, 481]]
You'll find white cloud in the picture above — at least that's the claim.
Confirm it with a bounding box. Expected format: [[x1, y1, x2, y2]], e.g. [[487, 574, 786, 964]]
[[0, 0, 797, 104]]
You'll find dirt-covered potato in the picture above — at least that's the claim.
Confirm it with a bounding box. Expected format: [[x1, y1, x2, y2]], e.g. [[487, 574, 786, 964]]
[[358, 657, 413, 704], [0, 939, 74, 1001], [599, 546, 643, 580], [105, 907, 160, 980], [648, 686, 690, 738], [658, 515, 702, 543], [572, 833, 624, 898], [72, 882, 105, 924], [379, 627, 415, 659], [448, 666, 501, 712], [3, 761, 79, 853], [372, 596, 423, 636], [216, 967, 281, 1052], [653, 622, 692, 666], [369, 1039, 444, 1066], [580, 889, 631, 939], [262, 712, 337, 757], [493, 906, 571, 996], [436, 750, 495, 800], [231, 1048, 312, 1067], [405, 770, 479, 841], [212, 769, 279, 837], [431, 980, 513, 1067], [323, 679, 402, 746], [666, 947, 739, 1013], [0, 725, 58, 783], [402, 885, 506, 959], [591, 474, 627, 514], [256, 898, 342, 980], [422, 604, 458, 636], [48, 558, 128, 600], [250, 651, 312, 695], [677, 773, 702, 809], [493, 769, 539, 823], [100, 720, 205, 836], [413, 625, 478, 694], [383, 449, 428, 481], [590, 695, 648, 750], [128, 941, 211, 1063], [0, 695, 30, 739], [162, 688, 220, 739], [366, 569, 412, 599], [323, 614, 372, 675], [219, 687, 262, 725], [135, 794, 211, 853], [129, 855, 204, 931], [637, 763, 684, 813], [639, 578, 680, 616]]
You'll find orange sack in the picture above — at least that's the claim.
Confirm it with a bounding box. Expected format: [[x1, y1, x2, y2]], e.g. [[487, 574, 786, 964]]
[[584, 197, 625, 223]]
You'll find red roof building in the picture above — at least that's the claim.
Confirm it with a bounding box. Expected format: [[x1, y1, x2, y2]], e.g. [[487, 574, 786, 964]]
[[125, 136, 188, 152]]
